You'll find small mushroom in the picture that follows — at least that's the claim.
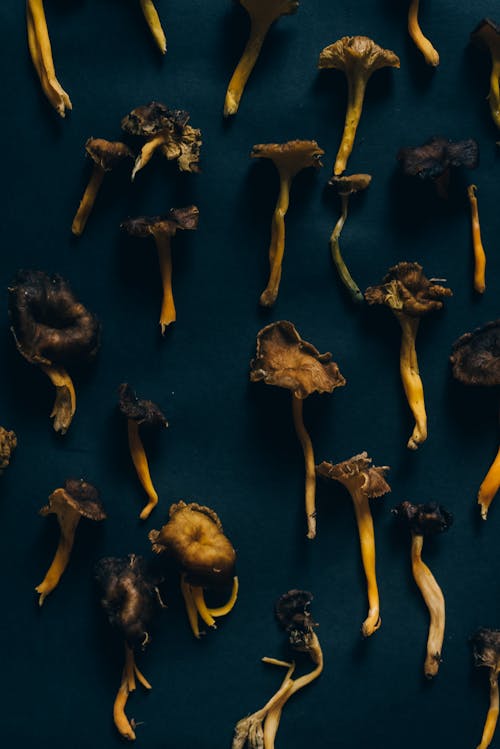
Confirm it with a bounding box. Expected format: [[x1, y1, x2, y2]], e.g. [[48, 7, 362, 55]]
[[318, 37, 400, 176], [0, 427, 17, 472], [407, 0, 439, 66], [8, 270, 101, 434], [471, 19, 500, 130], [36, 479, 106, 605], [121, 206, 199, 333], [365, 262, 452, 450], [71, 138, 134, 237], [149, 501, 238, 638], [118, 383, 168, 520], [250, 321, 345, 539], [450, 321, 500, 519], [317, 453, 390, 637], [471, 628, 500, 749], [121, 102, 202, 180], [392, 501, 453, 677], [139, 0, 167, 54], [251, 141, 324, 306], [95, 554, 166, 741], [224, 0, 299, 117], [467, 185, 487, 294]]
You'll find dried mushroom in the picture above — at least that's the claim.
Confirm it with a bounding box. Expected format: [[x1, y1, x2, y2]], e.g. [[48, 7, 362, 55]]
[[0, 427, 17, 472], [318, 37, 400, 176], [471, 628, 500, 749], [149, 502, 238, 638], [317, 453, 390, 637], [392, 501, 452, 677], [36, 479, 106, 605], [139, 0, 167, 54], [250, 321, 345, 539], [251, 141, 324, 306], [365, 262, 452, 450], [224, 0, 299, 117], [407, 0, 439, 66], [471, 20, 500, 130], [397, 136, 479, 199], [8, 271, 101, 434], [121, 206, 199, 333]]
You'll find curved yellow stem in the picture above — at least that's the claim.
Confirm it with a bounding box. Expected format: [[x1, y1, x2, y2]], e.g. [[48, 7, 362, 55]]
[[408, 0, 440, 66], [468, 185, 486, 294], [206, 576, 239, 617], [191, 586, 217, 629], [131, 133, 167, 180], [334, 76, 367, 176], [224, 19, 270, 116], [71, 166, 105, 236], [35, 510, 80, 605], [153, 233, 176, 333], [113, 643, 152, 741], [127, 420, 159, 520], [330, 192, 363, 303], [396, 314, 427, 450], [259, 175, 291, 307], [40, 364, 76, 434], [140, 0, 167, 54], [478, 446, 500, 520], [411, 533, 445, 678], [352, 489, 380, 637], [180, 574, 201, 638], [477, 670, 499, 749], [291, 394, 317, 539]]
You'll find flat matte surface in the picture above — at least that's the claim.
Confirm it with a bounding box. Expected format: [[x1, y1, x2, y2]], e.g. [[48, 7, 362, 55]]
[[1, 1, 500, 747]]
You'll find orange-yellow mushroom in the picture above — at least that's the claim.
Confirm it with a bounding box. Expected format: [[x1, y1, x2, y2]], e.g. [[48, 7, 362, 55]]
[[407, 0, 440, 66]]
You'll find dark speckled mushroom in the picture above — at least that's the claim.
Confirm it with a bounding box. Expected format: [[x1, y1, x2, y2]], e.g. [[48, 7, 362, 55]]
[[397, 136, 479, 198], [471, 628, 500, 749], [0, 427, 17, 472]]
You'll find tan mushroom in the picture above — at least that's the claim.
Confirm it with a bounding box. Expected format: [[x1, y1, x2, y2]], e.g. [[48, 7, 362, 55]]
[[471, 629, 500, 749], [0, 428, 17, 473], [407, 1, 440, 66]]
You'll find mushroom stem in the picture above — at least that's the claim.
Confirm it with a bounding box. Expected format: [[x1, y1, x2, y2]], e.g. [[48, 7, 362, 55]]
[[191, 585, 217, 629], [407, 0, 440, 67], [260, 174, 291, 307], [139, 0, 167, 54], [468, 185, 487, 294], [291, 393, 317, 540], [131, 133, 167, 181], [71, 166, 105, 236], [113, 642, 152, 741], [153, 233, 176, 333], [224, 19, 269, 117], [26, 5, 64, 114], [329, 192, 363, 303], [489, 59, 500, 130], [478, 446, 500, 520], [334, 76, 367, 176], [180, 575, 239, 636], [35, 509, 80, 605], [206, 576, 239, 617], [411, 532, 445, 678], [351, 487, 380, 636], [477, 669, 500, 749], [127, 419, 159, 520], [40, 364, 77, 435], [180, 573, 202, 638], [396, 313, 427, 450]]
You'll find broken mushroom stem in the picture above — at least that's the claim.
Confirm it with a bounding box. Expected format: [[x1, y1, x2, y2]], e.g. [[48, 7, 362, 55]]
[[407, 0, 440, 66], [128, 420, 159, 520], [479, 671, 500, 749], [411, 532, 445, 678], [113, 642, 152, 741], [291, 394, 316, 539], [467, 184, 487, 294], [478, 447, 500, 520], [395, 312, 427, 450], [139, 0, 167, 54], [40, 364, 76, 435]]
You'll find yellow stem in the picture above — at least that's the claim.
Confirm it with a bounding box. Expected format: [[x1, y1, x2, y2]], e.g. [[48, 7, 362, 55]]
[[407, 0, 440, 66], [191, 586, 217, 629], [113, 643, 151, 741], [35, 511, 80, 605], [477, 670, 499, 749], [224, 19, 270, 116], [488, 59, 500, 130], [40, 364, 76, 434], [127, 420, 159, 520], [71, 166, 105, 236], [26, 4, 65, 114], [396, 314, 427, 450], [139, 0, 167, 54], [330, 193, 363, 303], [411, 533, 445, 678], [352, 489, 380, 637], [180, 573, 201, 638], [291, 394, 317, 539], [259, 175, 291, 307], [334, 76, 367, 176], [131, 133, 167, 180], [468, 185, 486, 294], [27, 0, 72, 114], [478, 446, 500, 520], [153, 233, 176, 333], [206, 576, 239, 617]]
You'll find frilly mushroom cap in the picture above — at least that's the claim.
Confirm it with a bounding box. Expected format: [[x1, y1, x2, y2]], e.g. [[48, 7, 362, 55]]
[[85, 138, 134, 171], [317, 452, 390, 498], [240, 0, 299, 21], [0, 427, 17, 472], [365, 262, 452, 317], [450, 321, 500, 387], [121, 205, 200, 239], [39, 478, 106, 521], [148, 501, 236, 588], [121, 102, 190, 136], [250, 321, 346, 399], [397, 137, 479, 181], [318, 36, 400, 77], [392, 501, 453, 536], [471, 628, 500, 672], [251, 140, 324, 178], [328, 173, 372, 194], [118, 383, 168, 428], [471, 18, 500, 52], [275, 589, 317, 652], [8, 270, 101, 367]]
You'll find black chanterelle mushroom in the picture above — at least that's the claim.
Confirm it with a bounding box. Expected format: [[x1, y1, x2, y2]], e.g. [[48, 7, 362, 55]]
[[397, 136, 479, 199]]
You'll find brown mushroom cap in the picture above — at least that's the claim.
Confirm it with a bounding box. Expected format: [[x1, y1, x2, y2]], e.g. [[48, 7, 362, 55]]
[[85, 138, 134, 171], [121, 205, 200, 239], [471, 18, 500, 53], [118, 383, 168, 428], [365, 262, 452, 317], [397, 136, 479, 182], [251, 140, 324, 178], [275, 589, 317, 652], [317, 452, 390, 498], [450, 321, 500, 387], [240, 0, 299, 22], [39, 478, 106, 521], [328, 173, 372, 194], [0, 427, 17, 472], [392, 501, 453, 537], [318, 36, 400, 77], [471, 628, 500, 672], [250, 321, 346, 399]]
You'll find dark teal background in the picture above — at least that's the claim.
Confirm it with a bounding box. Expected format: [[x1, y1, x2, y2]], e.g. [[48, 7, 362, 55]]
[[1, 1, 500, 747]]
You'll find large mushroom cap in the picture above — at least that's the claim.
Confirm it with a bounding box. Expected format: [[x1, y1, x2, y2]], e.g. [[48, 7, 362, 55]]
[[450, 321, 500, 387], [240, 0, 299, 21], [250, 320, 345, 399], [0, 427, 17, 471], [275, 589, 317, 652], [251, 140, 324, 178], [392, 501, 453, 536], [365, 262, 452, 317], [397, 136, 479, 182], [118, 383, 168, 428], [39, 478, 106, 521], [471, 18, 500, 52], [328, 173, 372, 194], [471, 628, 500, 671], [85, 138, 134, 171], [317, 452, 390, 497], [318, 36, 400, 77], [121, 205, 200, 239]]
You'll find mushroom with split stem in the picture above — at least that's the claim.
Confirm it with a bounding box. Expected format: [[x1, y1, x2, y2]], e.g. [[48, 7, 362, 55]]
[[95, 554, 166, 741], [407, 0, 439, 66], [392, 501, 452, 677], [250, 321, 345, 539], [121, 206, 199, 333], [317, 453, 390, 637], [8, 270, 101, 434], [0, 428, 17, 473], [318, 37, 400, 177], [232, 590, 323, 749], [365, 262, 452, 450], [139, 0, 167, 54], [36, 479, 106, 605], [118, 383, 168, 520], [224, 0, 299, 117], [471, 19, 500, 131], [149, 502, 238, 638], [250, 141, 324, 307], [471, 629, 500, 749]]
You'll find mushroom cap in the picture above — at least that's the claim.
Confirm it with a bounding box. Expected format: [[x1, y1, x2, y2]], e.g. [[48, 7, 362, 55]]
[[8, 270, 101, 367], [240, 0, 299, 22], [450, 321, 500, 387], [118, 383, 168, 428], [318, 36, 400, 78], [365, 262, 452, 317], [121, 205, 200, 239], [471, 18, 500, 52], [250, 320, 346, 399], [328, 173, 372, 194], [251, 140, 324, 178], [84, 138, 134, 171], [148, 502, 236, 587], [275, 589, 317, 652], [317, 452, 390, 498], [471, 628, 500, 672], [121, 102, 190, 136], [392, 501, 453, 536], [397, 136, 479, 182], [39, 478, 106, 521], [0, 427, 17, 472]]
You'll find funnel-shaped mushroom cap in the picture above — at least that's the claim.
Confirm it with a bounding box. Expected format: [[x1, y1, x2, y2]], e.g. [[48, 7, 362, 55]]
[[365, 262, 452, 317], [250, 321, 345, 399], [392, 501, 453, 536], [328, 173, 372, 194], [318, 36, 400, 77], [149, 501, 236, 587], [471, 18, 500, 53], [0, 427, 17, 471], [240, 0, 299, 22], [317, 452, 390, 497], [398, 137, 479, 182], [39, 479, 106, 521], [450, 321, 500, 387], [121, 206, 200, 239], [275, 589, 317, 652], [471, 628, 500, 672], [251, 140, 324, 178], [118, 383, 168, 427], [85, 138, 134, 171]]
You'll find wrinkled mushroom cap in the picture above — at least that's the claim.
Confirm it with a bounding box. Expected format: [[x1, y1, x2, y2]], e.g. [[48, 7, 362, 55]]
[[85, 138, 134, 171], [39, 478, 106, 521], [365, 262, 452, 317], [121, 205, 200, 239], [148, 501, 236, 587], [450, 321, 500, 387], [0, 427, 17, 472], [328, 173, 372, 194], [318, 36, 400, 78], [251, 140, 324, 178], [118, 383, 168, 427], [471, 18, 500, 53], [471, 628, 500, 672], [392, 501, 453, 536], [275, 589, 317, 652], [317, 452, 390, 498], [240, 0, 299, 22], [397, 137, 479, 182]]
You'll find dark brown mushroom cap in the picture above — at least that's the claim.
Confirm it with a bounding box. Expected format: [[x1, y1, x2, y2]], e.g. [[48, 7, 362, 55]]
[[85, 138, 134, 171], [318, 36, 400, 77], [450, 321, 500, 387], [471, 18, 500, 53], [317, 452, 390, 498], [0, 427, 17, 471], [149, 502, 236, 587], [121, 102, 190, 136], [250, 321, 346, 399], [39, 478, 106, 521], [365, 262, 452, 317], [471, 628, 500, 672], [275, 589, 317, 652], [8, 270, 101, 367], [392, 501, 453, 536], [397, 137, 479, 182], [240, 0, 299, 22], [251, 140, 324, 178], [118, 383, 168, 428], [328, 173, 372, 194], [121, 205, 200, 239]]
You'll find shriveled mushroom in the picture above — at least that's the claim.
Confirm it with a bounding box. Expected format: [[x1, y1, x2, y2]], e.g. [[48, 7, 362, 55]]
[[365, 262, 452, 450], [71, 139, 134, 237], [0, 428, 17, 473], [224, 0, 299, 117], [121, 206, 199, 333], [232, 590, 323, 749], [8, 271, 100, 434], [392, 501, 452, 677], [250, 321, 345, 539], [407, 0, 439, 66], [471, 628, 500, 749], [121, 102, 202, 180], [149, 502, 238, 638], [450, 321, 500, 519], [328, 173, 371, 303], [317, 453, 390, 637], [139, 0, 167, 54], [36, 479, 106, 605], [95, 554, 165, 741], [318, 37, 400, 176], [118, 383, 168, 520], [251, 141, 324, 306], [471, 20, 500, 130]]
